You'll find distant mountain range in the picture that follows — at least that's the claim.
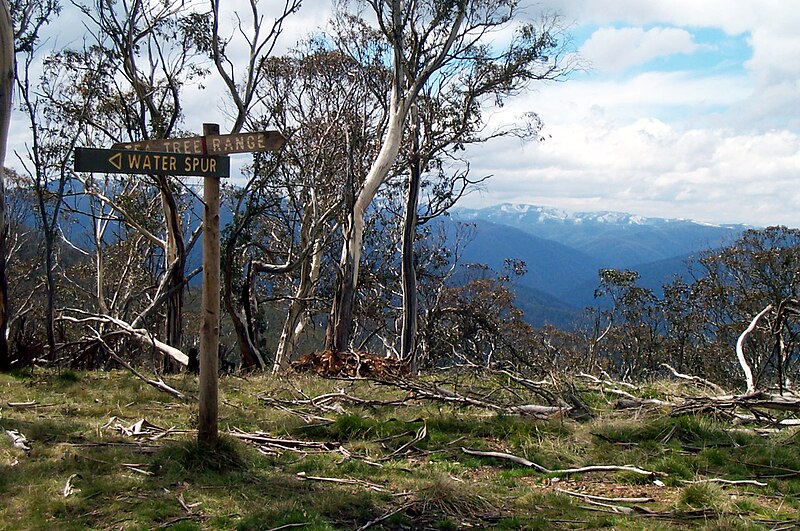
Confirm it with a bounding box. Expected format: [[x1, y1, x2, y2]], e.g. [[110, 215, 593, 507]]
[[449, 204, 750, 328], [42, 186, 751, 330]]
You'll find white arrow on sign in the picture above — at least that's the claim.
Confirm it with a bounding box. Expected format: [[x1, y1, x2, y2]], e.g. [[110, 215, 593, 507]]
[[109, 152, 123, 170]]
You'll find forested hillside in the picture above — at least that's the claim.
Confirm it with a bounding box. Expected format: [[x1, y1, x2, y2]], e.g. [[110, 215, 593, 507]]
[[449, 205, 748, 326]]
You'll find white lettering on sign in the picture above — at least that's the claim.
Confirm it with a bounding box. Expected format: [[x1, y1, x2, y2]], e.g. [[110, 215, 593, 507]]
[[120, 152, 216, 174], [113, 131, 283, 155], [183, 156, 217, 174]]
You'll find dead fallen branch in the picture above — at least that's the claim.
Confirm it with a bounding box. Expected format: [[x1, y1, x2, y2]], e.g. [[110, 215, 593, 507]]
[[613, 398, 672, 410], [121, 463, 153, 476], [579, 372, 637, 390], [555, 488, 654, 504], [63, 473, 81, 497], [177, 492, 202, 514], [498, 370, 570, 409], [576, 372, 671, 410], [2, 427, 31, 452], [229, 430, 340, 453], [6, 401, 38, 408], [259, 386, 410, 421], [461, 447, 660, 477], [107, 418, 186, 441], [460, 447, 548, 472], [382, 422, 427, 460], [660, 363, 726, 395], [682, 478, 768, 487], [264, 524, 309, 531], [387, 378, 572, 419], [545, 463, 660, 477], [61, 310, 188, 366], [578, 500, 635, 514], [295, 471, 388, 492], [673, 391, 800, 417], [355, 501, 415, 531], [93, 333, 188, 400]]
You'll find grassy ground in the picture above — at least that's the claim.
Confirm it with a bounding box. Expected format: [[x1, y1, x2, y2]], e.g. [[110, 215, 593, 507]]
[[1, 369, 798, 530]]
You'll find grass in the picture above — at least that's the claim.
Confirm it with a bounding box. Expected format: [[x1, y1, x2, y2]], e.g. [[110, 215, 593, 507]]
[[0, 369, 798, 529]]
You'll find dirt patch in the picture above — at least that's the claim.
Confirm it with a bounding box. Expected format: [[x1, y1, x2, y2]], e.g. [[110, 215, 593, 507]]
[[542, 476, 680, 505]]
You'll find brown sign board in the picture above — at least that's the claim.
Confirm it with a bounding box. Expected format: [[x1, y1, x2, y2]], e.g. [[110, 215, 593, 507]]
[[74, 148, 230, 178], [112, 131, 285, 155]]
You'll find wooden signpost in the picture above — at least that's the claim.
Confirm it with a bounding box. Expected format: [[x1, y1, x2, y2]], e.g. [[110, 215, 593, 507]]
[[74, 148, 230, 177], [113, 131, 285, 155], [76, 125, 285, 445]]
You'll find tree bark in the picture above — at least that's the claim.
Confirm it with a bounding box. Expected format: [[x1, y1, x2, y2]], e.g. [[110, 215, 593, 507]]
[[222, 217, 267, 370], [156, 176, 185, 371], [0, 0, 12, 370], [400, 105, 421, 371], [273, 234, 323, 372]]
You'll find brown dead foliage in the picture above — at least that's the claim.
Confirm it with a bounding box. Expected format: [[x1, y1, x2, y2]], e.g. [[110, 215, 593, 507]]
[[291, 350, 410, 378]]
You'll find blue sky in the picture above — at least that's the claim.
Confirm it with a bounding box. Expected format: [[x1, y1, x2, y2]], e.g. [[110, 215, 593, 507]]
[[7, 0, 800, 227]]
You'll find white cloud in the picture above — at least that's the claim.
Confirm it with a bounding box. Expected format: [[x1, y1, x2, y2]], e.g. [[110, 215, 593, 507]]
[[459, 1, 800, 227], [465, 119, 800, 227], [580, 26, 700, 72]]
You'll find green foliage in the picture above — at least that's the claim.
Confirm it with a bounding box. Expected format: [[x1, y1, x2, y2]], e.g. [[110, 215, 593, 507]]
[[676, 482, 727, 511], [55, 369, 82, 383]]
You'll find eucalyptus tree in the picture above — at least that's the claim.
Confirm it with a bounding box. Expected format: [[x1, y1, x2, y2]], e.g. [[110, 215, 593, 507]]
[[395, 18, 566, 370], [169, 0, 332, 372], [421, 260, 535, 369], [220, 36, 388, 371], [63, 0, 212, 358], [206, 0, 302, 135], [326, 0, 572, 355], [688, 227, 800, 389], [590, 268, 662, 380], [2, 168, 43, 363], [11, 0, 75, 360]]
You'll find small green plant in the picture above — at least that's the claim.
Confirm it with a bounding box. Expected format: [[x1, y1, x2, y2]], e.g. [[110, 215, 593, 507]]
[[56, 369, 82, 383], [414, 475, 494, 520], [152, 436, 249, 479], [676, 482, 726, 512]]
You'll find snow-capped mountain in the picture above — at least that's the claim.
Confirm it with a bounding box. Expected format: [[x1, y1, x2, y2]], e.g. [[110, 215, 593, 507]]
[[453, 203, 748, 269], [446, 204, 750, 327]]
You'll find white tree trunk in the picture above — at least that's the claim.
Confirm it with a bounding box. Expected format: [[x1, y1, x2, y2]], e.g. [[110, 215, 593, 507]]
[[273, 236, 323, 372], [348, 103, 406, 290], [736, 304, 773, 394]]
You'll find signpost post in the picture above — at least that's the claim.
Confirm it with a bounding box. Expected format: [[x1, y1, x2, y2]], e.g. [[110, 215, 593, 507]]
[[75, 125, 285, 446], [198, 123, 221, 446]]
